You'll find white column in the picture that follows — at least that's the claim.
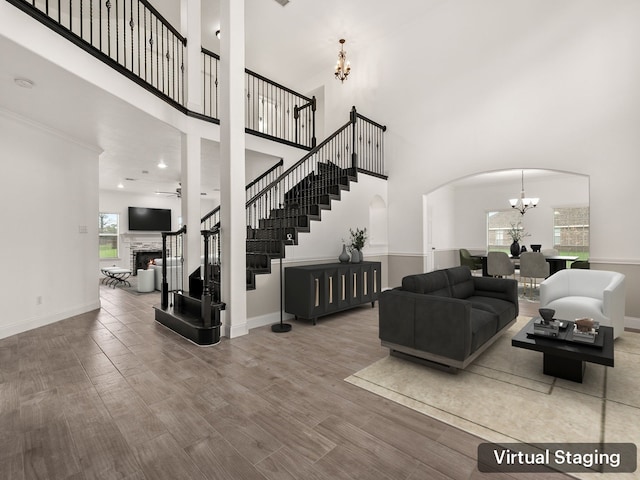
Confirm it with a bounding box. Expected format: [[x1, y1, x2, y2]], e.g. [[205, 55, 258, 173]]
[[181, 0, 202, 112], [179, 0, 203, 286], [219, 0, 247, 337], [180, 131, 202, 282]]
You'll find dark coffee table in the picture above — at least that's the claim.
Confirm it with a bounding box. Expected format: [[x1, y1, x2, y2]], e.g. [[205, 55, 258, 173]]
[[511, 317, 614, 383]]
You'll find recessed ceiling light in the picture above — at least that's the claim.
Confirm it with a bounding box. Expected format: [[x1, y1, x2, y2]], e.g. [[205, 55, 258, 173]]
[[14, 77, 35, 89], [117, 182, 124, 189], [157, 160, 167, 169]]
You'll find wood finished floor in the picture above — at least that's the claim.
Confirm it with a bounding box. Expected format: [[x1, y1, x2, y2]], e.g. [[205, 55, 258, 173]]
[[0, 285, 573, 480]]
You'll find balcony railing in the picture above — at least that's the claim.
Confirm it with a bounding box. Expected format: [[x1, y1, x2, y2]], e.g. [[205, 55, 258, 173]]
[[7, 0, 315, 150], [200, 49, 316, 149], [8, 0, 187, 108]]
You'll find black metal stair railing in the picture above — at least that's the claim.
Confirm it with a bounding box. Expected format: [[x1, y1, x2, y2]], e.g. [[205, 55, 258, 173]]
[[200, 225, 221, 322], [200, 158, 284, 231], [160, 225, 185, 309], [201, 48, 316, 150], [245, 106, 386, 265], [8, 1, 317, 150], [8, 0, 187, 108]]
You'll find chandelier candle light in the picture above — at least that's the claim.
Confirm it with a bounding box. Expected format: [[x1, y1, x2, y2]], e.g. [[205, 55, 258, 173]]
[[335, 39, 351, 82], [509, 170, 539, 215]]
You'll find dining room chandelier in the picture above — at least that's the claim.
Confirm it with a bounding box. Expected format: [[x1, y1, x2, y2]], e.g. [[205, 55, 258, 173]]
[[334, 39, 351, 83], [509, 170, 539, 215]]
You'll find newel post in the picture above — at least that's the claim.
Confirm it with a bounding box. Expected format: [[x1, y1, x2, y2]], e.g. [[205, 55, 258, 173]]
[[350, 105, 357, 170], [311, 96, 317, 148], [161, 232, 168, 309]]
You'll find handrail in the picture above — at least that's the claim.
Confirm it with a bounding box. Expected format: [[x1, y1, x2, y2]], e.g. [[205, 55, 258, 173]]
[[201, 47, 220, 60], [139, 0, 186, 44], [355, 112, 387, 132], [245, 106, 386, 232], [201, 158, 285, 230], [246, 159, 284, 190], [246, 121, 351, 209], [245, 68, 312, 102]]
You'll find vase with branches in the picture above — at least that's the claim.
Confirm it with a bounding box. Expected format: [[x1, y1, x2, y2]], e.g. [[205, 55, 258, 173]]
[[507, 222, 530, 256], [347, 227, 367, 263]]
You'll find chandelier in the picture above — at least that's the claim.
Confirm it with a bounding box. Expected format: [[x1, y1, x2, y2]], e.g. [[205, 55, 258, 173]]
[[334, 39, 351, 83], [509, 170, 539, 215]]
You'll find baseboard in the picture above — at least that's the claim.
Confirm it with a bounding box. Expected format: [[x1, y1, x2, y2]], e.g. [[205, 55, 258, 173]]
[[247, 311, 295, 331], [0, 300, 101, 340], [625, 316, 640, 331]]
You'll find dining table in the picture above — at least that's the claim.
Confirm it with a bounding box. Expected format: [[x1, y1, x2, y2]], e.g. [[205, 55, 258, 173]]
[[479, 254, 579, 277]]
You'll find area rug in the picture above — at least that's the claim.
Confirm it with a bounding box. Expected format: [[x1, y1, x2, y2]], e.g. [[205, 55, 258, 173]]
[[346, 317, 640, 479]]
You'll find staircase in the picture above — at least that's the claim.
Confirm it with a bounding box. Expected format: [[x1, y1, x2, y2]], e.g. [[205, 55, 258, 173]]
[[243, 106, 386, 294], [246, 162, 358, 289], [154, 107, 386, 345]]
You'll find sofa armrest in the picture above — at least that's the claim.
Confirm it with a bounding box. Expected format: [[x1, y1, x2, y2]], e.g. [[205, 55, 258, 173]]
[[379, 289, 472, 361], [472, 277, 519, 316]]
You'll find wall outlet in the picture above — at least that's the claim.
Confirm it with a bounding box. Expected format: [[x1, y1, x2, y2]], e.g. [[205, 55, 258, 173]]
[[36, 296, 42, 305]]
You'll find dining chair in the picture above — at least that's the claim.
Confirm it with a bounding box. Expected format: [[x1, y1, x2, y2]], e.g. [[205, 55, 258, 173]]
[[519, 251, 549, 298], [487, 251, 515, 279]]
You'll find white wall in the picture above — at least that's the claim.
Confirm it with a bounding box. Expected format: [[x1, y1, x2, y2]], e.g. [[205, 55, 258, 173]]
[[0, 111, 101, 339], [318, 0, 639, 259]]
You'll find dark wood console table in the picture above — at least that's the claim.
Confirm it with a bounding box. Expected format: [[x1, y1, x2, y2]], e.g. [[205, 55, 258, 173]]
[[284, 261, 382, 325]]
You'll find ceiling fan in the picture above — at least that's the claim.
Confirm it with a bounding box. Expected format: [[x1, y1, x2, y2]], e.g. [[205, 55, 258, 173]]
[[155, 184, 207, 198]]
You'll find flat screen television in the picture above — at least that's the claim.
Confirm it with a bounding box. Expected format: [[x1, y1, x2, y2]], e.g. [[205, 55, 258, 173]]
[[128, 207, 172, 231]]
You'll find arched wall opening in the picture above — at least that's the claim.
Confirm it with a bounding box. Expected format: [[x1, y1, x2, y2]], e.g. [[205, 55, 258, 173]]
[[422, 168, 590, 272], [369, 194, 388, 248]]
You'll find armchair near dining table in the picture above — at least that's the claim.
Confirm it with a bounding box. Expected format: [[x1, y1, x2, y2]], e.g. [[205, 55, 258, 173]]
[[459, 248, 483, 274]]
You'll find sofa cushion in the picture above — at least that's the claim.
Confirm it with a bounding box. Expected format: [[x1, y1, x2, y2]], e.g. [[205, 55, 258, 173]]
[[402, 271, 451, 296], [467, 296, 517, 331], [470, 309, 499, 353], [445, 266, 475, 299]]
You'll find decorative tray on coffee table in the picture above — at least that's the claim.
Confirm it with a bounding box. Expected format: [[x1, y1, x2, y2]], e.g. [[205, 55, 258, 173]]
[[527, 318, 604, 348]]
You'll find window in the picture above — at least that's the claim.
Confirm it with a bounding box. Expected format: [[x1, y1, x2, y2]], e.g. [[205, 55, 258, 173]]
[[99, 213, 119, 259], [553, 207, 589, 260], [487, 210, 522, 253]]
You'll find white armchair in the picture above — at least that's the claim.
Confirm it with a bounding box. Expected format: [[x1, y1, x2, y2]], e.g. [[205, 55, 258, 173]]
[[150, 257, 183, 291], [539, 269, 626, 338]]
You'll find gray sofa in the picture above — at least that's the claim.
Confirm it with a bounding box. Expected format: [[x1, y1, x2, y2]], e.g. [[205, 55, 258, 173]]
[[379, 266, 518, 371]]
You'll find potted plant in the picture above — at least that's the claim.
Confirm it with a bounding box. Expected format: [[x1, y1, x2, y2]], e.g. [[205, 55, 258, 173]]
[[507, 222, 530, 257], [348, 227, 368, 263]]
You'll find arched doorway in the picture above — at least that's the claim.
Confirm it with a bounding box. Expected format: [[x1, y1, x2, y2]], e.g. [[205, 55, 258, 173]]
[[423, 169, 589, 272]]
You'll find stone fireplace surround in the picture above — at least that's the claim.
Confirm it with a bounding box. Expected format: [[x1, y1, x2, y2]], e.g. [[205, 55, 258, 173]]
[[129, 239, 164, 276]]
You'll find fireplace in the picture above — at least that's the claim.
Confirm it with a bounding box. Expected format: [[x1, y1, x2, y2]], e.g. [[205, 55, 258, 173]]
[[132, 250, 163, 275]]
